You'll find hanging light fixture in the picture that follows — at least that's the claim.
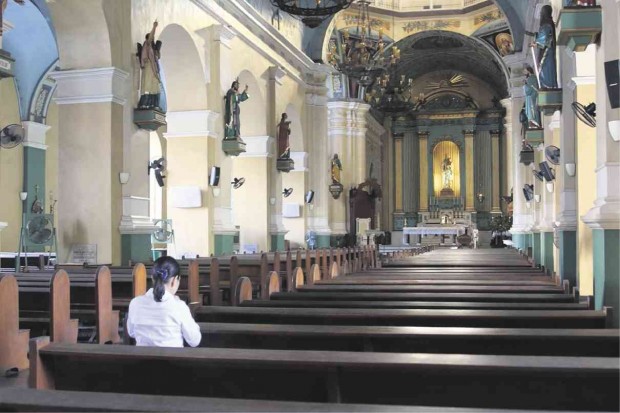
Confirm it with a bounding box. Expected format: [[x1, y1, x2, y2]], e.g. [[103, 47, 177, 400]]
[[329, 0, 400, 80], [270, 0, 355, 28], [365, 72, 414, 113]]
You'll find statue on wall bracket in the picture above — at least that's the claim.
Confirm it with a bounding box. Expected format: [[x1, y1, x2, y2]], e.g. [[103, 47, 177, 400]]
[[133, 21, 166, 131], [222, 79, 249, 156], [329, 154, 344, 199], [276, 113, 294, 172], [530, 5, 558, 90], [523, 66, 541, 129]]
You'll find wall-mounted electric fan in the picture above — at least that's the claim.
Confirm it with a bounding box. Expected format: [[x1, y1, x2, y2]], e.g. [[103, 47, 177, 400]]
[[152, 219, 174, 244], [539, 161, 555, 181], [283, 188, 293, 197], [0, 124, 24, 149], [522, 184, 534, 201], [148, 157, 166, 187], [532, 169, 544, 182], [572, 102, 596, 128], [545, 145, 560, 165], [232, 177, 245, 189]]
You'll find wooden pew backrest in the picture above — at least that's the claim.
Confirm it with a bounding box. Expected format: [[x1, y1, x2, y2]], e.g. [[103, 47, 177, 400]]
[[234, 277, 252, 306], [293, 267, 304, 291], [95, 266, 120, 344], [267, 271, 280, 297], [132, 263, 147, 297], [0, 275, 29, 371], [50, 270, 78, 344]]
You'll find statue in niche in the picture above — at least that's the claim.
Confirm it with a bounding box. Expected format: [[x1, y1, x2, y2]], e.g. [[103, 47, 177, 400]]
[[137, 21, 163, 110], [224, 79, 249, 141], [523, 66, 541, 128], [442, 155, 454, 190], [531, 5, 558, 89], [277, 113, 291, 159], [0, 0, 24, 36], [331, 154, 342, 184]]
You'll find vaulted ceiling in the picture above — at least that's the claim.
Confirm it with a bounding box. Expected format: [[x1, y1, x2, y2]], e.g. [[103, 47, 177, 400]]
[[391, 30, 509, 97]]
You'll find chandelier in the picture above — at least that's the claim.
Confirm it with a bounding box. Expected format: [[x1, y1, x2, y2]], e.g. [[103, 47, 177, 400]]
[[329, 0, 400, 80], [270, 0, 355, 28], [365, 72, 415, 113]]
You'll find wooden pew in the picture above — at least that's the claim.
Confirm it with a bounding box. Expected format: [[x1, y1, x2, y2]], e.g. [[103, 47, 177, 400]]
[[16, 267, 121, 344], [28, 339, 620, 411], [0, 388, 443, 412], [241, 299, 591, 310], [0, 274, 29, 372], [295, 284, 566, 294], [198, 323, 620, 357], [269, 290, 579, 303], [193, 306, 612, 328]]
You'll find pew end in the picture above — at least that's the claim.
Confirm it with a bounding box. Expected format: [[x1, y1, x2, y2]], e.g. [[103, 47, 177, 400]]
[[267, 271, 280, 298], [50, 270, 78, 344], [28, 336, 54, 390], [132, 263, 147, 297], [0, 275, 30, 372], [234, 277, 253, 306], [330, 261, 340, 279], [292, 267, 304, 291], [95, 266, 121, 344]]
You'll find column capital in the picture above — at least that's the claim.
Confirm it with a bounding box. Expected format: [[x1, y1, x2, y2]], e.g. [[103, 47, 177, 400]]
[[209, 24, 237, 49], [49, 67, 130, 106], [163, 110, 220, 140], [268, 66, 286, 85], [22, 121, 51, 150], [238, 135, 274, 158]]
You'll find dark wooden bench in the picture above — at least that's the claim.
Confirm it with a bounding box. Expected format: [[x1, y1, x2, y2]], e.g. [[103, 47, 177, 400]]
[[194, 306, 612, 328], [241, 299, 591, 310], [296, 284, 566, 294], [269, 291, 579, 303], [198, 322, 620, 357], [16, 267, 121, 344], [29, 339, 620, 411]]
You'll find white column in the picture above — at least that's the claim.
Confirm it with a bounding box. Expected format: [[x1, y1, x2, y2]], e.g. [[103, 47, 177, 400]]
[[500, 98, 514, 208], [305, 70, 331, 240], [327, 100, 370, 235], [200, 25, 236, 239], [268, 66, 288, 241]]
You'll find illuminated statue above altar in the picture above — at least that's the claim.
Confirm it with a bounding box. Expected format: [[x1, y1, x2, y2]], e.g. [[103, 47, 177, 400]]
[[441, 155, 454, 193]]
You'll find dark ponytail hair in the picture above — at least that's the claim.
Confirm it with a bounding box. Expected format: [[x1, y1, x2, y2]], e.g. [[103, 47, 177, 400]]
[[151, 256, 180, 302]]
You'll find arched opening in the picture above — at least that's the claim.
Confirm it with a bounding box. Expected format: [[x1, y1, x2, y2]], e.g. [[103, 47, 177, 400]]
[[433, 140, 461, 198]]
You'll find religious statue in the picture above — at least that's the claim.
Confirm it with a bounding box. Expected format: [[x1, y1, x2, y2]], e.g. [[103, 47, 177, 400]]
[[137, 21, 163, 110], [523, 66, 541, 128], [0, 0, 24, 35], [441, 156, 453, 189], [277, 113, 291, 159], [224, 79, 249, 141], [531, 5, 558, 89], [331, 154, 342, 184]]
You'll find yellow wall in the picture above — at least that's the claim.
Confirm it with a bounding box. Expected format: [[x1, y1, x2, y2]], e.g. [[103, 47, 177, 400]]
[[576, 84, 597, 295], [282, 171, 306, 248], [0, 80, 23, 252], [233, 157, 269, 252], [165, 136, 211, 257]]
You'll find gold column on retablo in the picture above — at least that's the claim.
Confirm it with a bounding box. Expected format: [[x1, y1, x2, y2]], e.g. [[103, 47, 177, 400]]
[[418, 132, 429, 212], [491, 130, 501, 213], [394, 137, 403, 212], [464, 130, 475, 212]]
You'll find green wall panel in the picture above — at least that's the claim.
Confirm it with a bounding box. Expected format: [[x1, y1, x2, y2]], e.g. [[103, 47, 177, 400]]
[[559, 230, 577, 288], [214, 234, 235, 256], [121, 234, 152, 266], [593, 230, 619, 328]]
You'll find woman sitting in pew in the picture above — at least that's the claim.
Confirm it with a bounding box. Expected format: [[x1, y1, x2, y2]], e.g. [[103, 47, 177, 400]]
[[127, 257, 201, 347]]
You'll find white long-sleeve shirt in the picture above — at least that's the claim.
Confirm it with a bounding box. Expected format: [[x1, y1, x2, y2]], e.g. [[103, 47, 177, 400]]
[[127, 288, 202, 348]]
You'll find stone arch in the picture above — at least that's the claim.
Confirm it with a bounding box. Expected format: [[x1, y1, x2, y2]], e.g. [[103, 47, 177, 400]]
[[237, 70, 267, 137], [48, 0, 112, 69], [158, 24, 208, 112]]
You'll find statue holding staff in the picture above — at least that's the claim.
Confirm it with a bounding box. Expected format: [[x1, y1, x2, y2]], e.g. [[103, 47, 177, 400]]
[[224, 79, 249, 141], [531, 5, 558, 89]]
